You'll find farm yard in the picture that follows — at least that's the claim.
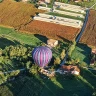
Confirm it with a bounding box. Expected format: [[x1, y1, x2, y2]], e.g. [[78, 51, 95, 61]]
[[80, 10, 96, 47]]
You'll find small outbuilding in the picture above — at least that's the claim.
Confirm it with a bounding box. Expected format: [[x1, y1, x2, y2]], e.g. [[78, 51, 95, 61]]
[[47, 39, 58, 47], [92, 48, 96, 54]]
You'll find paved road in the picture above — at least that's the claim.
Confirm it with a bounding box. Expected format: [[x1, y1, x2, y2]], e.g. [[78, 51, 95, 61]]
[[60, 9, 90, 66], [76, 9, 89, 42]]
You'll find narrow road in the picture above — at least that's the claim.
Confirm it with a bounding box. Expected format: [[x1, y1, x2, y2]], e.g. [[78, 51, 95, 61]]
[[76, 9, 89, 42], [60, 9, 90, 66], [0, 68, 25, 74]]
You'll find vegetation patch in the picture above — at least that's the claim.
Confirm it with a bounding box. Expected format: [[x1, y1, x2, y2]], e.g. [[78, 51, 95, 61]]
[[71, 43, 91, 65]]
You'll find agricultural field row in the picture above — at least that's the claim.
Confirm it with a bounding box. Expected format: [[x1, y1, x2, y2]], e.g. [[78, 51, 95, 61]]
[[80, 10, 96, 47], [38, 6, 85, 21], [55, 0, 96, 10]]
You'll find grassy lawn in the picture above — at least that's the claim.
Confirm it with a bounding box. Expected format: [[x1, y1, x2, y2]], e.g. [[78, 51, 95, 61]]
[[71, 43, 91, 65], [0, 27, 42, 48]]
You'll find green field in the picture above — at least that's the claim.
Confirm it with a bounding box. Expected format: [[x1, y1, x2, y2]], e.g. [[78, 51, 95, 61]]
[[0, 27, 42, 48], [71, 43, 91, 65], [0, 69, 96, 96], [0, 25, 95, 96]]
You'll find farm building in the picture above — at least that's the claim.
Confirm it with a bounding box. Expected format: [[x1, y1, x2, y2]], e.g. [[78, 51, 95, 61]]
[[47, 39, 58, 47], [60, 65, 80, 75], [92, 48, 96, 54]]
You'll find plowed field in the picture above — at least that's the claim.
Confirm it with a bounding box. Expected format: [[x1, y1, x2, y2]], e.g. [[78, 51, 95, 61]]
[[20, 20, 80, 41], [0, 0, 43, 27], [80, 10, 96, 47]]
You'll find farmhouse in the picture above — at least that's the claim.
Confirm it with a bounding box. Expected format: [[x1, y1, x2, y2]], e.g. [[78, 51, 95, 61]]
[[60, 65, 80, 75], [92, 48, 96, 54]]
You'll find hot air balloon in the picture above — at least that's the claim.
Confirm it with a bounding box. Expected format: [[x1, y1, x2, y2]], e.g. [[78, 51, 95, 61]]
[[32, 46, 52, 68]]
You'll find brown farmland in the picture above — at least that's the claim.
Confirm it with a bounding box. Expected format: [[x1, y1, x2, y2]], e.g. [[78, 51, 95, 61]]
[[20, 20, 80, 41], [80, 10, 96, 47], [0, 0, 80, 41], [0, 0, 44, 27]]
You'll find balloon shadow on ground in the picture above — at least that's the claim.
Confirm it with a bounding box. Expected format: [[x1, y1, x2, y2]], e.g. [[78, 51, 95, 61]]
[[34, 34, 48, 44]]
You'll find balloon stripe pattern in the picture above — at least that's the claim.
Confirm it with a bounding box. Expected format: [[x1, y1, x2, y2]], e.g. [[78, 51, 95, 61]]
[[32, 46, 52, 67]]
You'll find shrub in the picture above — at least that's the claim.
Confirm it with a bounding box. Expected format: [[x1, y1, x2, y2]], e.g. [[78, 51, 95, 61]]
[[60, 49, 65, 60], [68, 40, 76, 57], [0, 0, 3, 3], [29, 65, 39, 75], [54, 57, 61, 65], [79, 62, 88, 67]]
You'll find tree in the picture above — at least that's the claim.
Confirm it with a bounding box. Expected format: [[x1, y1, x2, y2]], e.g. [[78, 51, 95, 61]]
[[29, 65, 39, 75], [60, 49, 65, 60], [0, 48, 2, 56], [54, 57, 61, 65], [26, 61, 31, 69], [75, 58, 80, 64], [68, 40, 76, 57]]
